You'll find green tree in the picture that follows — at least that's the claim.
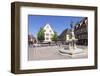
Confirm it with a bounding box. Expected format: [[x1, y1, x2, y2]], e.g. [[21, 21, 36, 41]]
[[37, 28, 45, 42], [51, 32, 58, 42]]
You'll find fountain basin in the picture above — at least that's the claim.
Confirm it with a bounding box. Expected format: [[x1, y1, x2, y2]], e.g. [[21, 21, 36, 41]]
[[59, 47, 87, 57]]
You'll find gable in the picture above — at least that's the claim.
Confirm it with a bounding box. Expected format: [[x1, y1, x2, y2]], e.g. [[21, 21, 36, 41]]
[[43, 23, 54, 34]]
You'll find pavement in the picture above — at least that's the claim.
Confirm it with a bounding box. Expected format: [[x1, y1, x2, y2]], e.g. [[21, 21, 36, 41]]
[[28, 45, 88, 61]]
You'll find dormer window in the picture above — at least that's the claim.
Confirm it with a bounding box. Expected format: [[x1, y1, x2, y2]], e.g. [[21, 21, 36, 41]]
[[49, 30, 51, 32], [46, 26, 49, 28]]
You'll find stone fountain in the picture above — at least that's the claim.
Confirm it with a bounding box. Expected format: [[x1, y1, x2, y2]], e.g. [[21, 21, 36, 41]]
[[59, 23, 87, 57]]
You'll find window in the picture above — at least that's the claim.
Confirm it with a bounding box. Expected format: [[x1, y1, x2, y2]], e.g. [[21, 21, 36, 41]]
[[46, 37, 49, 40], [49, 30, 52, 32], [46, 26, 49, 28], [46, 33, 49, 36]]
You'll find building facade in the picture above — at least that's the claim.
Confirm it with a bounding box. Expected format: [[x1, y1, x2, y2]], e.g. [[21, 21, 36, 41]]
[[43, 23, 54, 42], [28, 33, 36, 45], [74, 17, 88, 45]]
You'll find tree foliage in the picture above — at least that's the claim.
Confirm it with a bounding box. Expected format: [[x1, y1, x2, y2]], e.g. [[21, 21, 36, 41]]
[[37, 28, 45, 42], [51, 32, 58, 42]]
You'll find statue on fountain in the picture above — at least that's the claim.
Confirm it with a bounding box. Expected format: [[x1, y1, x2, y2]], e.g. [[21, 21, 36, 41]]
[[68, 22, 77, 51]]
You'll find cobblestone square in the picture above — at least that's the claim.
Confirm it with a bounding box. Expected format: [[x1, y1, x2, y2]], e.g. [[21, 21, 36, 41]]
[[28, 45, 88, 61]]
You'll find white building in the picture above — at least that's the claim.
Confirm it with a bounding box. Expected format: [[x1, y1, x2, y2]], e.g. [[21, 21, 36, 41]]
[[43, 23, 54, 42]]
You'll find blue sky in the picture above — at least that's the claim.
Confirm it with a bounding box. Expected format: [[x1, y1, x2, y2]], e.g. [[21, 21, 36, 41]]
[[28, 15, 85, 37]]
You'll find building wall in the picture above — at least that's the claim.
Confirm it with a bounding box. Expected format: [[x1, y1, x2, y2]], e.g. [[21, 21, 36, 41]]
[[28, 33, 36, 45], [74, 17, 88, 45], [43, 24, 54, 42]]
